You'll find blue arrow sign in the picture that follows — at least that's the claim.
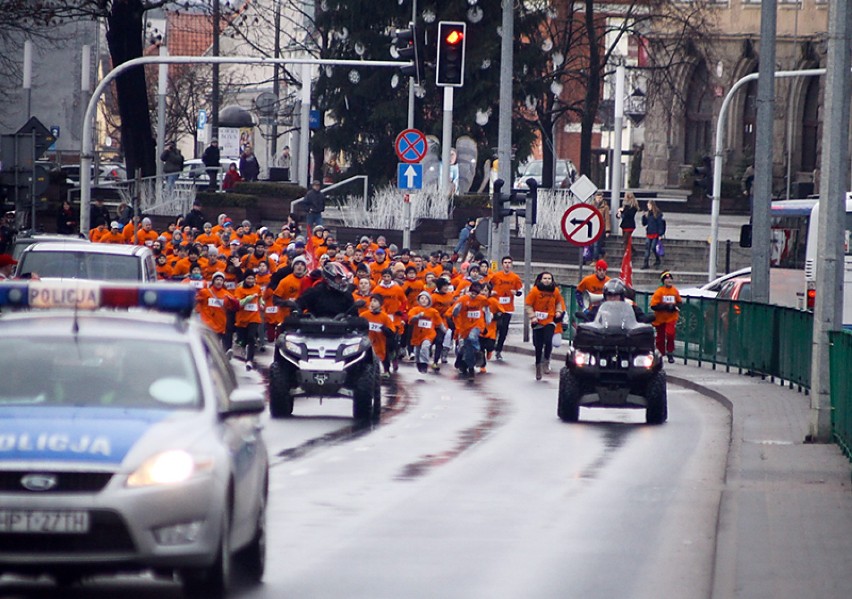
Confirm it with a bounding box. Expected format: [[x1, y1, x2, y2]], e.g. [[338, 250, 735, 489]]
[[398, 163, 423, 190]]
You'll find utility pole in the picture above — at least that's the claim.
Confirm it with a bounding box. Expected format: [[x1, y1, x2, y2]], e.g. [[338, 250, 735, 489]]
[[610, 66, 624, 230], [272, 1, 281, 158], [495, 0, 514, 262], [751, 0, 777, 304], [211, 0, 220, 138], [810, 0, 851, 442]]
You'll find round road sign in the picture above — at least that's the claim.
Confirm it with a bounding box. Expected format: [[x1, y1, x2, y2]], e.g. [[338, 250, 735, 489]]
[[561, 203, 604, 247], [394, 128, 428, 164]]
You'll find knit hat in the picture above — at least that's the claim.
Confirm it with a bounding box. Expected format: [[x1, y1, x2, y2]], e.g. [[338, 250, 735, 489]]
[[660, 271, 673, 283], [417, 290, 433, 306], [595, 259, 608, 270], [212, 272, 226, 281]]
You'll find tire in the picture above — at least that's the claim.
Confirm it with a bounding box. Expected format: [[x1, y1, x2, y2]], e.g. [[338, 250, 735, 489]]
[[557, 368, 581, 422], [645, 369, 668, 424], [182, 508, 231, 599], [234, 481, 266, 584], [268, 361, 294, 418], [352, 361, 376, 421]]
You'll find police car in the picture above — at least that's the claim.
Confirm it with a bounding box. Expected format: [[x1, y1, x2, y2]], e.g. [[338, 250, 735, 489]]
[[0, 281, 268, 597]]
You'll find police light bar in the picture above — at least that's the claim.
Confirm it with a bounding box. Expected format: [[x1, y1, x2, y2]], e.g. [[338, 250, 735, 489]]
[[0, 281, 196, 315]]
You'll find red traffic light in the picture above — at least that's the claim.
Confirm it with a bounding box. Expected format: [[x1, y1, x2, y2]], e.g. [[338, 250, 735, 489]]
[[445, 30, 464, 45]]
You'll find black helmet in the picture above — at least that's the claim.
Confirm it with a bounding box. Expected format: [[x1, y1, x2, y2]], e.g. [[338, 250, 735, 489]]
[[603, 278, 627, 301], [322, 261, 352, 292]]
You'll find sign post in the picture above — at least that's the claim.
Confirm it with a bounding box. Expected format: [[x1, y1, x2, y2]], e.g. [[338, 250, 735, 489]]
[[395, 128, 427, 249]]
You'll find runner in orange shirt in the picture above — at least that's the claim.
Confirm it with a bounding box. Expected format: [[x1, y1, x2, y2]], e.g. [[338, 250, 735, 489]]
[[525, 271, 566, 380], [407, 291, 443, 373], [195, 272, 235, 351], [650, 271, 682, 363], [489, 255, 524, 360], [233, 271, 264, 371], [430, 276, 455, 365], [449, 281, 491, 378], [359, 294, 396, 378]]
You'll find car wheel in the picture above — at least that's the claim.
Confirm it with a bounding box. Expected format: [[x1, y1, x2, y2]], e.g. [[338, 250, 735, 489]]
[[268, 361, 294, 418], [645, 370, 668, 424], [557, 367, 580, 422], [235, 480, 266, 583], [352, 361, 376, 421], [182, 507, 231, 599]]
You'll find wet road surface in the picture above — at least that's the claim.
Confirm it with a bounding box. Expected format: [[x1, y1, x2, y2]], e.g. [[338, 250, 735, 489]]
[[0, 353, 730, 598]]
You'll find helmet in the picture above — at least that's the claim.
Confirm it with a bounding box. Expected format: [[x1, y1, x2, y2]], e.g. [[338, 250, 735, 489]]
[[322, 261, 352, 292], [602, 278, 627, 301]]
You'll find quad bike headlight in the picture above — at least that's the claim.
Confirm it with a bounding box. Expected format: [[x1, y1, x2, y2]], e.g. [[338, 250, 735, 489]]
[[632, 353, 655, 369], [284, 339, 306, 358], [573, 350, 594, 367], [340, 342, 362, 358]]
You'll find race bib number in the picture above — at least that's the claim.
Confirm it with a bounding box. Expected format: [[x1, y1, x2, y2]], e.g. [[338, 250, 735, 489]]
[[368, 321, 383, 332], [191, 281, 205, 289], [144, 240, 153, 247], [498, 296, 511, 304], [663, 295, 676, 304], [207, 298, 224, 308], [466, 310, 481, 319], [265, 306, 279, 314], [243, 303, 258, 312], [417, 319, 433, 329], [225, 282, 236, 290], [535, 311, 549, 320]]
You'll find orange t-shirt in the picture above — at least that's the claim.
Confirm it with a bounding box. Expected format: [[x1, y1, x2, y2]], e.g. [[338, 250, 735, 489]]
[[234, 284, 263, 326], [407, 306, 442, 346], [490, 270, 523, 312], [196, 286, 233, 334], [359, 309, 394, 361]]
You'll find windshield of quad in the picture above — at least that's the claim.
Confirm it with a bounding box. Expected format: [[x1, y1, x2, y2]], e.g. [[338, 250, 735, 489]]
[[593, 301, 638, 328]]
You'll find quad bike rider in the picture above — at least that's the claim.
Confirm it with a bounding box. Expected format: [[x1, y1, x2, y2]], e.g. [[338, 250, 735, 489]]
[[268, 262, 381, 420], [559, 278, 668, 424]]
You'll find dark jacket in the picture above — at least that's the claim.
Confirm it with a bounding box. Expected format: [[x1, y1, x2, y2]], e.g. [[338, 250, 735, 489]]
[[184, 207, 206, 232], [161, 148, 185, 174], [90, 202, 111, 228], [202, 144, 221, 168], [297, 281, 355, 317], [303, 188, 325, 214], [619, 205, 637, 230], [56, 207, 78, 235], [239, 153, 260, 181], [642, 211, 666, 237]]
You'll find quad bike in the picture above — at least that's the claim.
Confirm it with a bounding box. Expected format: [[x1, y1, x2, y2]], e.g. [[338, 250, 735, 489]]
[[268, 309, 381, 421], [558, 301, 667, 424]]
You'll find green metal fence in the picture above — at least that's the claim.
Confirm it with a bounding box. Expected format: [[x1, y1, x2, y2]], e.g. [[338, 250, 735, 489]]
[[562, 284, 813, 390], [829, 330, 852, 460]]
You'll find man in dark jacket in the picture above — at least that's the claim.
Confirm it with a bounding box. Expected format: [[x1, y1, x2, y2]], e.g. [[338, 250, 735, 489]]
[[202, 139, 221, 190], [302, 180, 325, 229], [161, 142, 185, 191], [184, 201, 206, 232], [90, 198, 111, 228]]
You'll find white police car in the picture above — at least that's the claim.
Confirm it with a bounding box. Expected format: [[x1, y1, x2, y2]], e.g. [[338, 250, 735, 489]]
[[0, 281, 268, 597]]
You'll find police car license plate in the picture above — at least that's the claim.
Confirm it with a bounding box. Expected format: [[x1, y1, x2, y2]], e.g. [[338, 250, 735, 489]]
[[0, 510, 90, 533]]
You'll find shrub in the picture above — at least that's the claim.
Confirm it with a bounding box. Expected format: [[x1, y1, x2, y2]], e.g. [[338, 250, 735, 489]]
[[194, 192, 258, 208], [231, 181, 306, 199]]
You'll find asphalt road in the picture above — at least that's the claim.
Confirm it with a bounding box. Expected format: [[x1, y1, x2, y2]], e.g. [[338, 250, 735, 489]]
[[0, 351, 730, 598]]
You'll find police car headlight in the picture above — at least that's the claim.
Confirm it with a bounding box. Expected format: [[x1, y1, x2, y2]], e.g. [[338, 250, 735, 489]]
[[574, 350, 594, 367], [633, 353, 655, 369], [127, 450, 212, 487], [341, 342, 362, 358]]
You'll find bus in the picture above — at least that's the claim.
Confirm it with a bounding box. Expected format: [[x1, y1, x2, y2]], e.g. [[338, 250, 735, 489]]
[[803, 198, 852, 328]]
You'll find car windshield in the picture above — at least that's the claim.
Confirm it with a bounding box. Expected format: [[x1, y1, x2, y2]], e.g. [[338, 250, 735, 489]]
[[594, 301, 638, 326], [18, 251, 142, 281], [0, 337, 202, 409]]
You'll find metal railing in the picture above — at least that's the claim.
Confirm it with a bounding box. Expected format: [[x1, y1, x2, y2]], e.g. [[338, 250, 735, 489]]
[[290, 175, 368, 216], [829, 330, 852, 460]]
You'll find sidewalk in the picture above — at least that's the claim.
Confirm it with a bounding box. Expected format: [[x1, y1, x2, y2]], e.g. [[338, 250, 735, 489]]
[[503, 336, 852, 599]]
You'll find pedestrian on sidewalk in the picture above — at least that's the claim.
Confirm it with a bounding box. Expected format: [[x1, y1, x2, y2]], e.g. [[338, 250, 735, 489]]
[[649, 271, 682, 364], [641, 200, 666, 269], [616, 191, 639, 254], [303, 180, 326, 229], [525, 271, 566, 380]]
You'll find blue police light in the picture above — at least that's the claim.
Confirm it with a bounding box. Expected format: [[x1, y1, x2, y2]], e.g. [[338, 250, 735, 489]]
[[0, 282, 196, 315]]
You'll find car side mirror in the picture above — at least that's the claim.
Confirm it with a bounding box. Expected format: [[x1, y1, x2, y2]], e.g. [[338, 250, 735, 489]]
[[223, 388, 266, 417]]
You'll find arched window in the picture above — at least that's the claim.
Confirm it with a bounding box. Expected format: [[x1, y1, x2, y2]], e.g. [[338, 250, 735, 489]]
[[741, 78, 758, 156], [684, 61, 713, 164], [800, 77, 820, 173]]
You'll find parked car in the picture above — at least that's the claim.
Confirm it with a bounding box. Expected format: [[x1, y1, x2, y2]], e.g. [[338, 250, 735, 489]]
[[679, 267, 752, 299], [60, 163, 127, 186], [702, 276, 752, 358], [514, 159, 578, 190], [11, 235, 88, 263], [179, 158, 237, 187], [678, 267, 751, 339]]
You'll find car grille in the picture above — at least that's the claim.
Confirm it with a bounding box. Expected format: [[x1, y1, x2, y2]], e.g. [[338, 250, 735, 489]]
[[0, 471, 113, 493], [0, 510, 136, 553]]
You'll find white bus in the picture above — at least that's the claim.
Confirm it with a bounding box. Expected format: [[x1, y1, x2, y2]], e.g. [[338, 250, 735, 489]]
[[803, 198, 852, 329]]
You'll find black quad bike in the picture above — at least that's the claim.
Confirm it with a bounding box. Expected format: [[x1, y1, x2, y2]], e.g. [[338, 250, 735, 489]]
[[268, 311, 381, 421], [558, 302, 668, 424]]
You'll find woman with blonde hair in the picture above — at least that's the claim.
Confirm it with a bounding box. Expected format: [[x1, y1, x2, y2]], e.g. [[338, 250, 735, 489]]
[[616, 191, 639, 253]]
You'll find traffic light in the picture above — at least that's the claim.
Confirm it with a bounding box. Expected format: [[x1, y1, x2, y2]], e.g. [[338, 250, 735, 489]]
[[436, 21, 466, 87], [393, 24, 425, 85], [491, 178, 512, 224], [511, 179, 539, 225]]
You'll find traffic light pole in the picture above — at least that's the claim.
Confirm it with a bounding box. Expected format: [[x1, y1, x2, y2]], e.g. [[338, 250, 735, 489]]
[[495, 0, 514, 263], [440, 87, 453, 199]]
